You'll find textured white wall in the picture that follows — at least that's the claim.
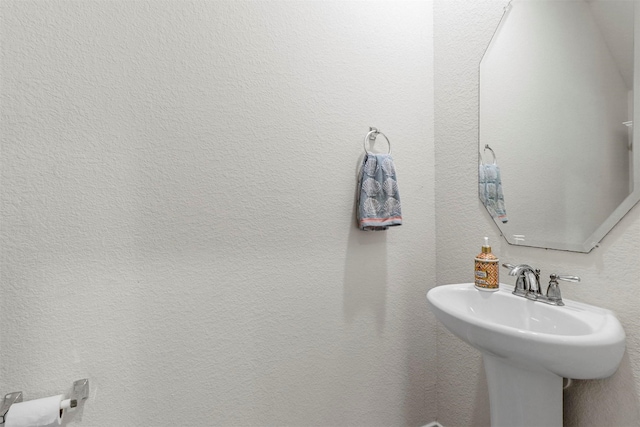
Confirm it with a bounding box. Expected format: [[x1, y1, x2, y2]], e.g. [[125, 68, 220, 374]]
[[434, 1, 640, 426], [0, 1, 436, 425]]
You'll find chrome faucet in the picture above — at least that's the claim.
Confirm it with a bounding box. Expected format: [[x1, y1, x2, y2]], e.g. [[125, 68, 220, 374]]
[[502, 263, 540, 299], [502, 264, 580, 306]]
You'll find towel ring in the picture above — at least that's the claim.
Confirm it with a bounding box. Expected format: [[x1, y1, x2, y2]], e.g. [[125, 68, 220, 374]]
[[483, 144, 496, 164], [363, 128, 391, 155]]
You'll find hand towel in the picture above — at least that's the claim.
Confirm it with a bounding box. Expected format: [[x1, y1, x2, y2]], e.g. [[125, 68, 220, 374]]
[[357, 153, 402, 231], [479, 162, 508, 223]]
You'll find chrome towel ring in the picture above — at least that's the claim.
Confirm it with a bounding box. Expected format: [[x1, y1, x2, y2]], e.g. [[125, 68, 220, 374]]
[[483, 144, 496, 164], [363, 127, 391, 155]]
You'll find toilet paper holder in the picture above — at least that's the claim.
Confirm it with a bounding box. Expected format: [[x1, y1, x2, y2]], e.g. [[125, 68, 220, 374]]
[[0, 393, 21, 424], [0, 379, 89, 424]]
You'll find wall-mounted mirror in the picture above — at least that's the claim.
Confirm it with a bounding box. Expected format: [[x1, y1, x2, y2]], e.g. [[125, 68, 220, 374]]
[[479, 0, 640, 252]]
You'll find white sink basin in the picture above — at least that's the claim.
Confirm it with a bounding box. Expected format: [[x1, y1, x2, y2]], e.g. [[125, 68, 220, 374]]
[[427, 283, 626, 426], [427, 283, 625, 379]]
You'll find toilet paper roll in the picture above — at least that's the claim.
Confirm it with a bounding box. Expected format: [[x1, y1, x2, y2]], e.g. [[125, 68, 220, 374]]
[[5, 394, 65, 427]]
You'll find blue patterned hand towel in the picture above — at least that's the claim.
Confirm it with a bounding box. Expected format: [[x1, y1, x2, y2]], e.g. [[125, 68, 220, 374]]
[[357, 153, 402, 231], [479, 163, 508, 223]]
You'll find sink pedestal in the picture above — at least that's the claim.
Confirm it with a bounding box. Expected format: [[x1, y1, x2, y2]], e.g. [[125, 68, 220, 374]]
[[427, 284, 626, 427], [483, 354, 563, 427]]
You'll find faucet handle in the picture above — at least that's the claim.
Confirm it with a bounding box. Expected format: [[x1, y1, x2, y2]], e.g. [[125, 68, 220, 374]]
[[552, 274, 581, 283], [546, 274, 580, 306]]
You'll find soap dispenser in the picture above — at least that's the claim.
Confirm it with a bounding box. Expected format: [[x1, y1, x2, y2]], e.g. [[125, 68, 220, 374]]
[[475, 237, 499, 291]]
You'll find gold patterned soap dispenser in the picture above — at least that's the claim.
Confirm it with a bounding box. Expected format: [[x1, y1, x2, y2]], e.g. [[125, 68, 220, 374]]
[[475, 237, 499, 291]]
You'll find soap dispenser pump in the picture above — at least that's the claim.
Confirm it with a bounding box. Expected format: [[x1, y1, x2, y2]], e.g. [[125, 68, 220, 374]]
[[475, 237, 499, 291]]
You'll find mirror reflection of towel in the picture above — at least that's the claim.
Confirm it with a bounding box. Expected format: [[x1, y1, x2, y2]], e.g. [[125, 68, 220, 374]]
[[479, 163, 508, 223], [357, 154, 402, 231]]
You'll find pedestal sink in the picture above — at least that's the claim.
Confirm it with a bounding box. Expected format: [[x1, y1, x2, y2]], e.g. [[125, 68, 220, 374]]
[[427, 283, 626, 427]]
